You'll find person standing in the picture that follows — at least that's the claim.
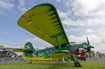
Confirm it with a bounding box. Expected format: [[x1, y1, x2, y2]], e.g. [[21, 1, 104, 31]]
[[12, 55, 15, 61], [94, 54, 96, 60], [1, 54, 5, 63], [96, 54, 98, 60]]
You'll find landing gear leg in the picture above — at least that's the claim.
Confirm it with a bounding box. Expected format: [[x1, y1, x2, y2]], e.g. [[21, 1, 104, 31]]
[[62, 57, 65, 63], [71, 53, 82, 67]]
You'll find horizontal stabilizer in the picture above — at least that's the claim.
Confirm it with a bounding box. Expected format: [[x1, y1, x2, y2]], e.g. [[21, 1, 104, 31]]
[[45, 50, 70, 59], [13, 49, 32, 52]]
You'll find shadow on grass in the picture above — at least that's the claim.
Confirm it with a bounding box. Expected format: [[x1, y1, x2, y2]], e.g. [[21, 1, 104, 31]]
[[19, 61, 72, 69]]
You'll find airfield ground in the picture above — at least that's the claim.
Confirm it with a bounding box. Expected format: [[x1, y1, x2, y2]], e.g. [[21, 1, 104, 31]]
[[0, 59, 105, 69]]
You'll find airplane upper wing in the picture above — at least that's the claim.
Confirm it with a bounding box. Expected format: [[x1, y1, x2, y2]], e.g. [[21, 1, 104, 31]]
[[17, 3, 69, 46]]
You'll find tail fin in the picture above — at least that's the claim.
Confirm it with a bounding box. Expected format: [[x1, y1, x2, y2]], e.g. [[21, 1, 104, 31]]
[[24, 42, 35, 51], [22, 42, 35, 58], [13, 42, 36, 59]]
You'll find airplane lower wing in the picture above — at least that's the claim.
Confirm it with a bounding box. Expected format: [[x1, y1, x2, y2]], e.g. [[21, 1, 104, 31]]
[[45, 50, 70, 59]]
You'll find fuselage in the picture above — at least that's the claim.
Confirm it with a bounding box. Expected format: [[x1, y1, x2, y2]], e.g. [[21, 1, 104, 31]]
[[22, 42, 90, 61]]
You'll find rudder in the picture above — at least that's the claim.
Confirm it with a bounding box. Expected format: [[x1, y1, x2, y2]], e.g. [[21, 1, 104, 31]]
[[24, 42, 35, 51], [22, 42, 36, 59]]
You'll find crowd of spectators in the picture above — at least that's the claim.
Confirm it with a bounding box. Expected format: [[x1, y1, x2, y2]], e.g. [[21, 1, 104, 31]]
[[0, 53, 23, 63]]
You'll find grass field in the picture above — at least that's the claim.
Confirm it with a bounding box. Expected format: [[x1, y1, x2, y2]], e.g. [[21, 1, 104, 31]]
[[0, 60, 105, 69]]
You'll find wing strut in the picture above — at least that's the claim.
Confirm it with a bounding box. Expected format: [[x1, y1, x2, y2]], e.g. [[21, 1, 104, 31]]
[[51, 34, 62, 51]]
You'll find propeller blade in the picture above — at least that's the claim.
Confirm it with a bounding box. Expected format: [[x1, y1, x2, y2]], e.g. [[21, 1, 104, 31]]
[[86, 36, 90, 46], [86, 36, 94, 55], [90, 46, 94, 48]]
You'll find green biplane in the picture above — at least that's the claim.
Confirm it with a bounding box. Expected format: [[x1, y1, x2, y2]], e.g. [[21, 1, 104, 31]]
[[13, 3, 94, 67]]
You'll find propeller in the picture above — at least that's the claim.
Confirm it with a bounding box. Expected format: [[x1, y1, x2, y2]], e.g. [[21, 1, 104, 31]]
[[86, 36, 94, 53]]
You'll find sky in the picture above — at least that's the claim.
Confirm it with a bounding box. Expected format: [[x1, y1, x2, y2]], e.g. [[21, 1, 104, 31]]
[[0, 0, 105, 53]]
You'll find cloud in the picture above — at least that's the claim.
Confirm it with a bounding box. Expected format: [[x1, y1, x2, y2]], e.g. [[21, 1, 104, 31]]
[[62, 18, 86, 26], [2, 31, 8, 34], [85, 29, 95, 33], [18, 0, 27, 14], [57, 10, 68, 19], [26, 37, 52, 48], [58, 10, 87, 27], [0, 0, 14, 15], [0, 0, 14, 10], [57, 0, 61, 2], [71, 0, 103, 16], [68, 35, 86, 43], [65, 28, 81, 33], [0, 42, 24, 48]]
